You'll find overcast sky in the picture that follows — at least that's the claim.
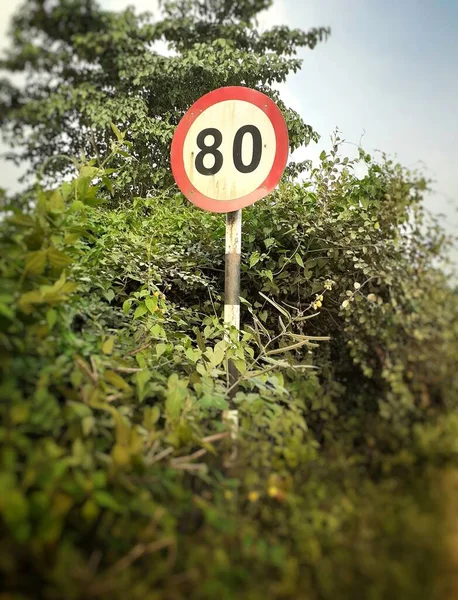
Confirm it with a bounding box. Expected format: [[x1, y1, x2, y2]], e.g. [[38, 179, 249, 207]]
[[1, 0, 457, 265]]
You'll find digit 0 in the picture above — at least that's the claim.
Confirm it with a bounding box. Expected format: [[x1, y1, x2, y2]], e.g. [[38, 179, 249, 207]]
[[233, 125, 262, 174]]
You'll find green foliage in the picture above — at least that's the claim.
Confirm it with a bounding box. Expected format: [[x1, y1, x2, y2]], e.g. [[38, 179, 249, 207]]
[[240, 135, 458, 423], [0, 0, 329, 198], [1, 135, 458, 598], [1, 3, 457, 597]]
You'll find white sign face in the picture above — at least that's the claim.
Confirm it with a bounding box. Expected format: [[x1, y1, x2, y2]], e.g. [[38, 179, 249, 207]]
[[182, 100, 276, 202], [171, 86, 289, 213]]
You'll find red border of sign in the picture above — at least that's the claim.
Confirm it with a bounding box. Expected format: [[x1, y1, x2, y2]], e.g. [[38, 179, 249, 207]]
[[170, 86, 289, 213]]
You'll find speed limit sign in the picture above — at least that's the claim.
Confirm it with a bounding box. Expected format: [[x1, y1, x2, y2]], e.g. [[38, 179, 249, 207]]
[[171, 87, 289, 212]]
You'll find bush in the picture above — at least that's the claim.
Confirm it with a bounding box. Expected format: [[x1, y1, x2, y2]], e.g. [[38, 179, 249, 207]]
[[1, 139, 457, 599]]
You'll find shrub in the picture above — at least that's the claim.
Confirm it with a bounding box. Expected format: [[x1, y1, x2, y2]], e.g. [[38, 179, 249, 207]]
[[0, 139, 457, 599]]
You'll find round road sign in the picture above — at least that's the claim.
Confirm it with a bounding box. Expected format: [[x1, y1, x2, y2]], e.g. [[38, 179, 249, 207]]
[[170, 86, 289, 213]]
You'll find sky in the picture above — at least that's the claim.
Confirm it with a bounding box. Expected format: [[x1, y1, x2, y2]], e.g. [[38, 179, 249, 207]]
[[1, 0, 457, 265]]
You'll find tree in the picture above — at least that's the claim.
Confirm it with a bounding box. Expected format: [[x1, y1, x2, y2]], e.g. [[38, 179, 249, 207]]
[[0, 0, 330, 199]]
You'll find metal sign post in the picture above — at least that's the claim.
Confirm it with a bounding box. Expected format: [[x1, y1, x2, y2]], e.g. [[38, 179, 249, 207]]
[[222, 209, 242, 449], [224, 208, 242, 391]]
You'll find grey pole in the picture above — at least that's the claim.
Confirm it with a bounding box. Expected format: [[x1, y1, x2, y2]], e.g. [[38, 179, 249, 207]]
[[224, 209, 242, 386], [223, 209, 241, 445]]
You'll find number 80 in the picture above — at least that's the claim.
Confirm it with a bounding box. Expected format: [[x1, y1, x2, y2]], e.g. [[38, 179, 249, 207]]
[[195, 125, 263, 176]]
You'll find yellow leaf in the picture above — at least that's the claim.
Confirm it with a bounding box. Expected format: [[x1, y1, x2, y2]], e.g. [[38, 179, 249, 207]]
[[105, 370, 130, 391], [48, 189, 65, 213], [80, 165, 100, 179], [9, 213, 36, 227], [52, 492, 73, 517], [82, 499, 100, 522], [110, 122, 124, 141], [25, 250, 47, 275], [108, 407, 131, 446], [233, 359, 246, 374], [129, 426, 143, 455], [10, 404, 29, 424], [47, 248, 73, 270], [57, 282, 78, 295], [102, 336, 116, 355], [18, 290, 42, 313], [111, 444, 130, 466]]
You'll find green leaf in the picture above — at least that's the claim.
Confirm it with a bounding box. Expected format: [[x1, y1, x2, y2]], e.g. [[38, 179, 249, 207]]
[[204, 341, 226, 370], [79, 415, 93, 436], [136, 369, 152, 402], [249, 251, 261, 268], [70, 200, 86, 212], [110, 122, 124, 141], [143, 405, 161, 429], [48, 190, 65, 213], [213, 341, 226, 366], [259, 292, 290, 318], [25, 250, 47, 275], [102, 336, 116, 355], [165, 373, 188, 419], [2, 489, 29, 530], [133, 303, 148, 319], [185, 347, 201, 363], [0, 303, 14, 320], [122, 299, 133, 314], [199, 394, 228, 410], [104, 289, 115, 303], [48, 248, 73, 270], [46, 308, 57, 329], [150, 324, 166, 338], [80, 166, 100, 179], [105, 370, 130, 391], [9, 213, 35, 228], [233, 358, 246, 374], [264, 269, 273, 282], [145, 296, 158, 313], [295, 254, 304, 267], [93, 490, 124, 512], [195, 329, 206, 352], [102, 176, 113, 193], [156, 342, 168, 358]]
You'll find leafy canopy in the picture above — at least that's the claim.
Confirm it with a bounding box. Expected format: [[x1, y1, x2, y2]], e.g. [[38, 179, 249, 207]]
[[0, 0, 329, 197]]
